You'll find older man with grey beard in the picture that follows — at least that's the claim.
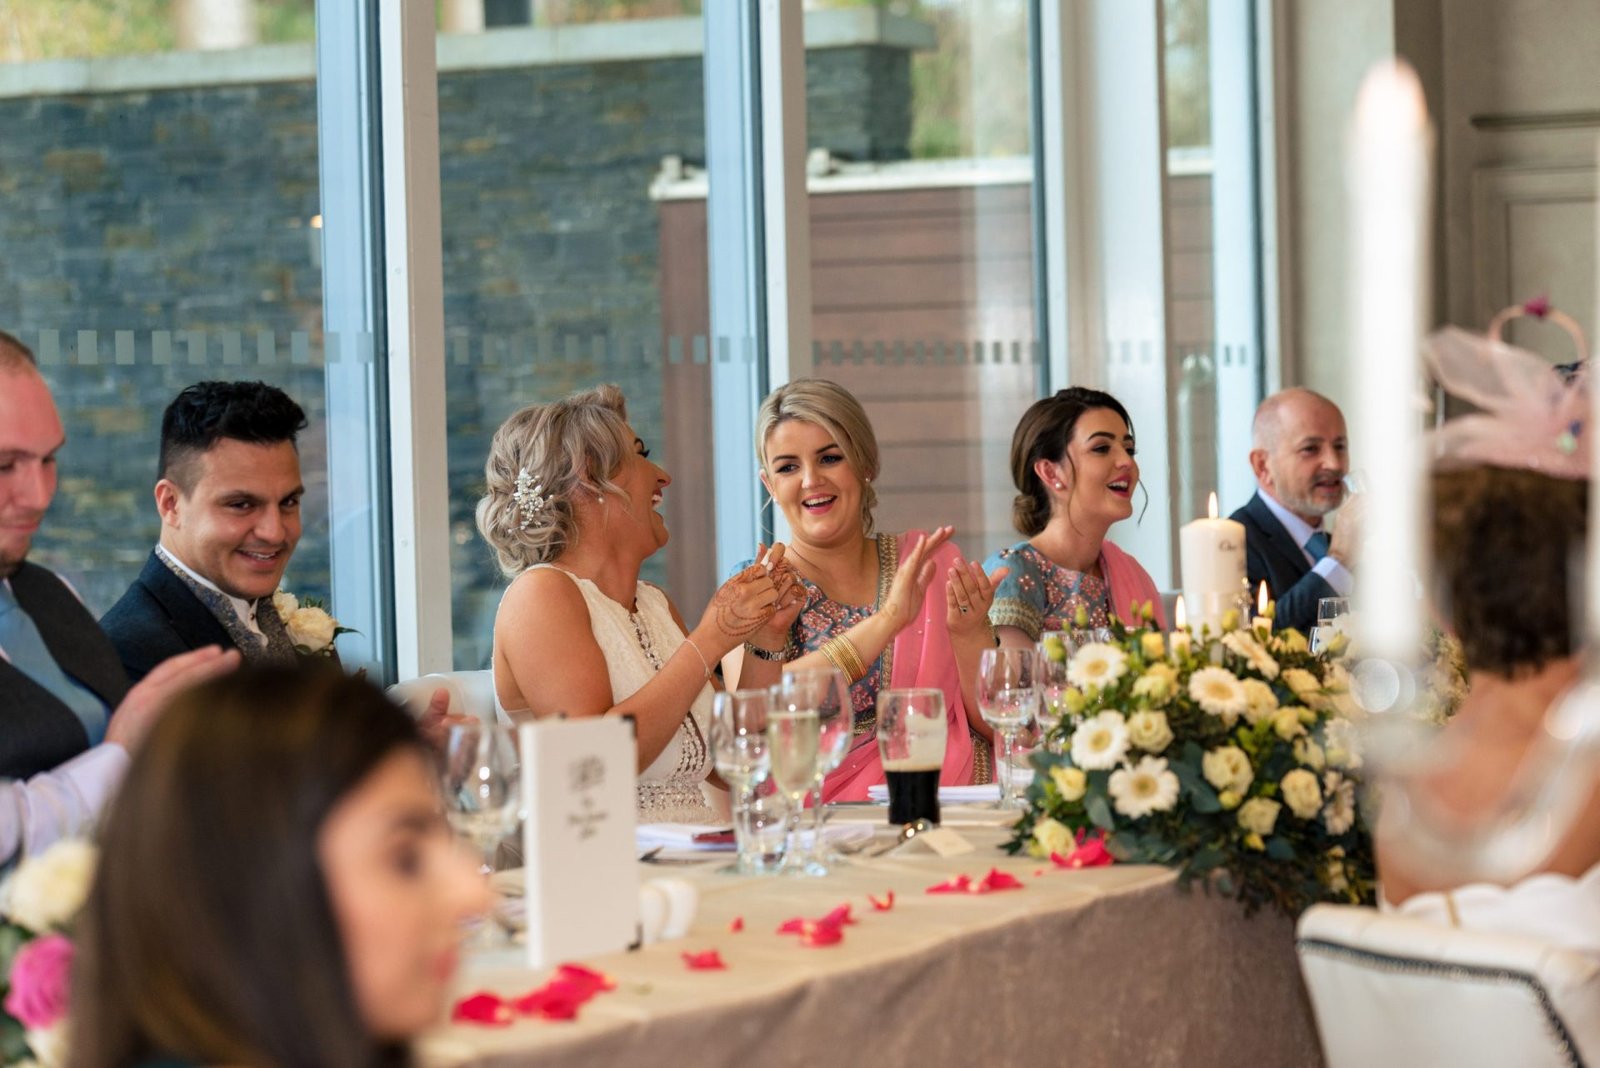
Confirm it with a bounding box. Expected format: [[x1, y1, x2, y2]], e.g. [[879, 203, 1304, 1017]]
[[0, 330, 238, 865], [1230, 388, 1363, 635]]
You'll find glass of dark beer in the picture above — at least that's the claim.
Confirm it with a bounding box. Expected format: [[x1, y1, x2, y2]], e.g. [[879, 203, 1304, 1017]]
[[876, 688, 947, 828]]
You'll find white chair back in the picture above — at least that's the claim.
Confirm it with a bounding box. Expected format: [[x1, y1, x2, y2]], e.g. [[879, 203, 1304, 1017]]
[[387, 670, 504, 725], [1297, 903, 1600, 1068]]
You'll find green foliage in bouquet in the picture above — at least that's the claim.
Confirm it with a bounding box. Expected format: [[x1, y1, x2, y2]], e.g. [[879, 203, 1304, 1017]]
[[1008, 608, 1376, 917]]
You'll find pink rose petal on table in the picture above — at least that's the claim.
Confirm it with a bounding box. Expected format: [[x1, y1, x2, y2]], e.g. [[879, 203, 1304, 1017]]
[[776, 917, 806, 935], [513, 983, 588, 1021], [682, 949, 727, 970], [868, 890, 895, 911], [976, 868, 1024, 893], [452, 992, 513, 1027], [926, 874, 972, 894]]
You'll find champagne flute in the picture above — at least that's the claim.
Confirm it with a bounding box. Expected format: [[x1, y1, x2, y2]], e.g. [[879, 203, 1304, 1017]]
[[440, 723, 521, 946], [977, 646, 1040, 810], [1037, 630, 1075, 754], [767, 707, 821, 877], [774, 667, 851, 872]]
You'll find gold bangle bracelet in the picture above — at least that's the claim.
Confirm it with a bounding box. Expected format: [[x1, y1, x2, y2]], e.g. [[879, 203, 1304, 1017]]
[[820, 634, 867, 683]]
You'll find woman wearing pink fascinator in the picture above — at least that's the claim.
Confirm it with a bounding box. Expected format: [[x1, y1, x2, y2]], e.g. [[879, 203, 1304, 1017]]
[[1377, 303, 1600, 956]]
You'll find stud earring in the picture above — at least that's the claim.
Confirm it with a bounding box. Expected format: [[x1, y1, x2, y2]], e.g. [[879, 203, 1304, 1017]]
[[1053, 481, 1064, 490], [597, 494, 604, 503]]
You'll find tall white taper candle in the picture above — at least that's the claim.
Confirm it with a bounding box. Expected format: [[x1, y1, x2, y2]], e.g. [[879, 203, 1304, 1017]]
[[1349, 61, 1431, 663]]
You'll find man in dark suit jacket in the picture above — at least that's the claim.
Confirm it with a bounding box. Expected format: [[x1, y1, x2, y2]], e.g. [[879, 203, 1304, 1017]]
[[1230, 388, 1361, 635], [102, 381, 311, 682], [0, 331, 237, 861]]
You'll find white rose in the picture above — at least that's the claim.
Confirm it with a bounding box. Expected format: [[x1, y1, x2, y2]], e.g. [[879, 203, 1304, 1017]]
[[26, 1021, 66, 1068], [1201, 746, 1253, 795], [271, 588, 299, 621], [1281, 768, 1323, 819], [1240, 678, 1279, 725], [1050, 765, 1088, 802], [287, 607, 339, 652], [1139, 632, 1167, 661], [1032, 817, 1075, 857], [1282, 667, 1321, 699], [3, 839, 96, 932], [1272, 707, 1305, 742], [1293, 737, 1326, 770], [1126, 711, 1174, 753], [1237, 797, 1281, 836]]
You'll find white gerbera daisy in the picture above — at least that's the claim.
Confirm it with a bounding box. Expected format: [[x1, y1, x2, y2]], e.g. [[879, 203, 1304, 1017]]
[[1188, 666, 1248, 723], [1221, 630, 1280, 680], [1108, 756, 1181, 819], [1322, 770, 1357, 835], [1069, 711, 1130, 771], [1066, 642, 1128, 691]]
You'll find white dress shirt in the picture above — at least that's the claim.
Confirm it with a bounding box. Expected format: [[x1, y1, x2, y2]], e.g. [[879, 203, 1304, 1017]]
[[1257, 491, 1353, 597]]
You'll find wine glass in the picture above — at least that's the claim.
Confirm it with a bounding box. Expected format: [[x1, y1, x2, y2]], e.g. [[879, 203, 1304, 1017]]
[[977, 646, 1040, 810], [773, 667, 851, 872], [1311, 597, 1353, 655], [711, 689, 780, 874], [766, 707, 822, 877], [1037, 630, 1075, 754], [440, 723, 521, 946]]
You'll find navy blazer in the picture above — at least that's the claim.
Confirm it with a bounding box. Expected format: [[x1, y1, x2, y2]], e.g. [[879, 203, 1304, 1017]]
[[1229, 492, 1336, 636], [101, 552, 239, 684]]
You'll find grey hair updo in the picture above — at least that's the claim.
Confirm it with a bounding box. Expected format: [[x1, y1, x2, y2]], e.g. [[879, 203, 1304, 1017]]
[[475, 384, 632, 577]]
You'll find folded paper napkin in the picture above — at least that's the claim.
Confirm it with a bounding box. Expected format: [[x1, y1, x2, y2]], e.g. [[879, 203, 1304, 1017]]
[[635, 822, 874, 853]]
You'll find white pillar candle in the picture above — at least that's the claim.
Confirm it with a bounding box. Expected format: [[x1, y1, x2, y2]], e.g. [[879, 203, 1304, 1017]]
[[1349, 62, 1431, 663], [1179, 492, 1246, 635]]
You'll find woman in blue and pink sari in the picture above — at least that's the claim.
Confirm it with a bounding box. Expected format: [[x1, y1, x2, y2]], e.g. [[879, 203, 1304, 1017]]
[[724, 379, 1006, 801], [985, 388, 1165, 644]]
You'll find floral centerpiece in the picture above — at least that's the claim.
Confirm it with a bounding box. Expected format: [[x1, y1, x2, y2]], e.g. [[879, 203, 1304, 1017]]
[[0, 839, 96, 1066], [1009, 606, 1376, 917]]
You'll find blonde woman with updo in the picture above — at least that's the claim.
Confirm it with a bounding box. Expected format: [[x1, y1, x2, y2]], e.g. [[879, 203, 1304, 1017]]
[[724, 378, 1006, 801], [476, 385, 799, 824]]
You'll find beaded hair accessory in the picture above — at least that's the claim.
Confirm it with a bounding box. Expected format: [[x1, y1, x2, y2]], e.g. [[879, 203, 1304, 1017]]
[[1424, 310, 1590, 480], [510, 467, 548, 531]]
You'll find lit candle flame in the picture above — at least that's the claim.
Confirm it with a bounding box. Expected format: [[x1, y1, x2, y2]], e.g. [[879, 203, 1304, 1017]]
[[1207, 491, 1218, 520], [1174, 595, 1187, 630], [1258, 581, 1269, 615]]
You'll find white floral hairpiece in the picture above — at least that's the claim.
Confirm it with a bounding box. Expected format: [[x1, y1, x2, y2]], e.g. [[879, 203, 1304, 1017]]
[[510, 467, 547, 531]]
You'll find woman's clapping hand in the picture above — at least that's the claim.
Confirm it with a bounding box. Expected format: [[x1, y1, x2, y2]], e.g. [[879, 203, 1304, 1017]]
[[946, 559, 1008, 645], [698, 542, 804, 656], [878, 526, 953, 633]]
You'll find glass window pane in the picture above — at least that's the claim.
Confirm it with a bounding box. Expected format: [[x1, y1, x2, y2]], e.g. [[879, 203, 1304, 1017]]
[[1, 2, 369, 662]]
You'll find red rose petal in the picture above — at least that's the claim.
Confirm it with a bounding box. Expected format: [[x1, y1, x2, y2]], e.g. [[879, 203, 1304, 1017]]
[[926, 874, 972, 894], [868, 890, 895, 911], [776, 917, 806, 935], [820, 903, 857, 927], [513, 982, 587, 1021], [682, 949, 727, 970], [1050, 838, 1114, 870], [452, 992, 513, 1026], [976, 868, 1024, 893], [729, 916, 744, 933], [800, 922, 843, 947], [554, 962, 616, 994]]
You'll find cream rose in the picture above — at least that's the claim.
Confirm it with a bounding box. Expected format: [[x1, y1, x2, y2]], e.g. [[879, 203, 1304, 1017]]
[[1201, 745, 1253, 795], [1293, 737, 1326, 770], [1280, 768, 1323, 819], [1139, 632, 1167, 661], [1272, 707, 1305, 742], [1050, 765, 1088, 802], [4, 839, 96, 932], [271, 588, 299, 619], [287, 606, 339, 652], [1273, 627, 1310, 655], [1240, 678, 1279, 725], [1282, 668, 1321, 699], [1031, 817, 1075, 858], [1237, 797, 1281, 836], [1126, 711, 1174, 753]]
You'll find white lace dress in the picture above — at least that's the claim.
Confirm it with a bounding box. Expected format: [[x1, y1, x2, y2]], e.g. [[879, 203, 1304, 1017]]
[[500, 565, 720, 825]]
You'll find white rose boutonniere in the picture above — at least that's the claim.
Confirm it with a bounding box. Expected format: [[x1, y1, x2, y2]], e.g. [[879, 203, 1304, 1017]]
[[274, 590, 354, 657]]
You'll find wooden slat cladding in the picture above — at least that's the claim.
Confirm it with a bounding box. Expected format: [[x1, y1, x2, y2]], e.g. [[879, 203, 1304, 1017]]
[[655, 171, 1215, 608]]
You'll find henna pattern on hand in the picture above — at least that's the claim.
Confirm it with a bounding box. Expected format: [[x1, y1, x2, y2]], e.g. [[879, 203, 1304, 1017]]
[[713, 570, 774, 638]]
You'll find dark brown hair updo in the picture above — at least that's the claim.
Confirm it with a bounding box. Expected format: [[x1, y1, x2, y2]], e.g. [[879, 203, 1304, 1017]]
[[1432, 466, 1586, 677], [1009, 387, 1136, 536]]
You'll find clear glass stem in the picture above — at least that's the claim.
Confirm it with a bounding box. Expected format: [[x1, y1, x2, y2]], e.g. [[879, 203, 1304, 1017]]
[[782, 793, 807, 871], [807, 783, 825, 857], [998, 729, 1019, 809]]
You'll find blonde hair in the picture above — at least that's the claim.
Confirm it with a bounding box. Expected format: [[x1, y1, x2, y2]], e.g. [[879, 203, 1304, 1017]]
[[755, 378, 880, 535], [475, 384, 633, 576]]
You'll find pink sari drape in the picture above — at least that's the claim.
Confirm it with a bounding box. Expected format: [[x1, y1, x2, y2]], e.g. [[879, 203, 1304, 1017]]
[[822, 533, 975, 802], [1103, 540, 1167, 630]]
